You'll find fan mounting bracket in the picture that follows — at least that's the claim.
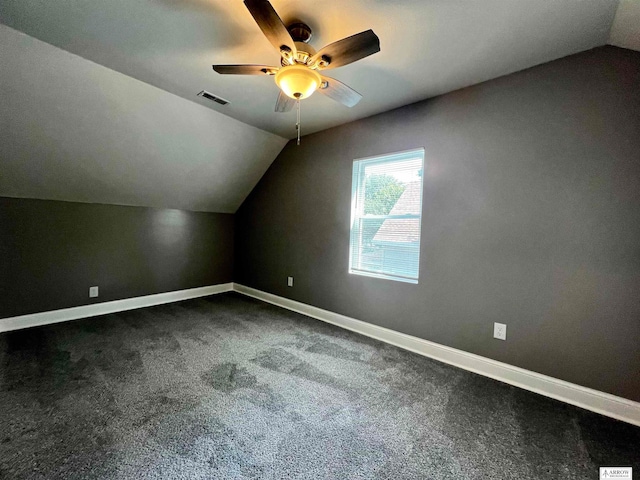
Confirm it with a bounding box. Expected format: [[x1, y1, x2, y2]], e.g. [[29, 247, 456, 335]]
[[287, 22, 313, 44]]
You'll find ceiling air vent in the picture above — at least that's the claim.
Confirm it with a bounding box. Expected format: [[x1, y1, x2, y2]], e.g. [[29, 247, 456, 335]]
[[197, 90, 229, 105]]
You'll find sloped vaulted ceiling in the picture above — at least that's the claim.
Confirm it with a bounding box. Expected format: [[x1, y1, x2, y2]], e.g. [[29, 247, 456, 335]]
[[0, 25, 287, 213], [0, 0, 633, 213], [0, 0, 623, 138]]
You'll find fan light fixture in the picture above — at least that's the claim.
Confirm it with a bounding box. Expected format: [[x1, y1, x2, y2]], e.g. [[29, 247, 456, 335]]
[[275, 65, 322, 100]]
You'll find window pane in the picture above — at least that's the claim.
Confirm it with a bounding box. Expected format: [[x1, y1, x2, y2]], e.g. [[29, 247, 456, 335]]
[[362, 158, 423, 213], [355, 218, 421, 278]]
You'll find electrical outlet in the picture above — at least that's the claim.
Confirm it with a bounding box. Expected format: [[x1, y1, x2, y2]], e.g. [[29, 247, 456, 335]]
[[89, 286, 99, 298], [287, 276, 294, 287], [494, 322, 507, 340]]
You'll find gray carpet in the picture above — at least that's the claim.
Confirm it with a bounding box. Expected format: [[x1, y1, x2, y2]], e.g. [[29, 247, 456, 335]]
[[1, 292, 638, 479]]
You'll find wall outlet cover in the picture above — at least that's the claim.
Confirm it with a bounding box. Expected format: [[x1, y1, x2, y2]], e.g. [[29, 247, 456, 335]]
[[494, 322, 507, 340], [287, 277, 294, 287], [89, 286, 99, 298]]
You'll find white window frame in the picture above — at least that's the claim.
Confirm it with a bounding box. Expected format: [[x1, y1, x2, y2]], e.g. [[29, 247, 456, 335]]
[[349, 148, 425, 284]]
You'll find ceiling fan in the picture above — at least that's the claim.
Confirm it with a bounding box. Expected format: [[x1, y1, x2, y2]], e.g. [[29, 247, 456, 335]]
[[212, 0, 380, 141]]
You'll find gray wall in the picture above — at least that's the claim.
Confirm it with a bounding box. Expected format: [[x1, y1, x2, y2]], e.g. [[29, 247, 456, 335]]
[[235, 46, 640, 402], [0, 197, 234, 318]]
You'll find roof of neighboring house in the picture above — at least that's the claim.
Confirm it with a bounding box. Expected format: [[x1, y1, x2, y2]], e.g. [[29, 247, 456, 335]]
[[373, 181, 422, 244]]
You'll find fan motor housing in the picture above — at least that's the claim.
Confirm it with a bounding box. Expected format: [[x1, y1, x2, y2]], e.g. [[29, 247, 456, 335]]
[[281, 23, 316, 66]]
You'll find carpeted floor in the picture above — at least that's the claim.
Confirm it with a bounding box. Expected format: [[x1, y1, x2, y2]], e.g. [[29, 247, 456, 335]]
[[0, 292, 638, 479]]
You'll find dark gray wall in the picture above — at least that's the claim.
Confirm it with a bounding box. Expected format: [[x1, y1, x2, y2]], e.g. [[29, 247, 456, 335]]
[[0, 197, 234, 318], [235, 46, 640, 402]]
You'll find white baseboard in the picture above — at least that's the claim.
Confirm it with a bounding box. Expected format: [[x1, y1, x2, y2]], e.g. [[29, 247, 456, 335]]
[[0, 283, 233, 333], [3, 281, 637, 426], [233, 283, 640, 427]]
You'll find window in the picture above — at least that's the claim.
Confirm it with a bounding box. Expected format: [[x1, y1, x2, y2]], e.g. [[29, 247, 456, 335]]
[[349, 148, 425, 284]]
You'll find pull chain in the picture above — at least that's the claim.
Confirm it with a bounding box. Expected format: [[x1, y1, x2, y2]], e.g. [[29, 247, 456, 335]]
[[296, 98, 301, 145]]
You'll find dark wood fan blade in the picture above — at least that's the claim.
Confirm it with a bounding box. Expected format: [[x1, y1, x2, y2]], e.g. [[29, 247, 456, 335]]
[[212, 65, 278, 75], [310, 30, 380, 70], [318, 75, 362, 107], [275, 91, 295, 112], [244, 0, 297, 57]]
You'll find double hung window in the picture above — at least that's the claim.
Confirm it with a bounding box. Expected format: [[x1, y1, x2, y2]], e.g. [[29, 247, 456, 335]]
[[349, 148, 425, 284]]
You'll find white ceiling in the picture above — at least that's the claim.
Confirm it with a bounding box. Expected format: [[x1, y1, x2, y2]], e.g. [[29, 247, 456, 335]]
[[0, 25, 287, 213], [0, 0, 623, 139], [1, 0, 634, 213]]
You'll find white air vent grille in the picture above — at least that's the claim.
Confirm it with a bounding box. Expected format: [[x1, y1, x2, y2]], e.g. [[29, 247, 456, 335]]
[[197, 90, 229, 105]]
